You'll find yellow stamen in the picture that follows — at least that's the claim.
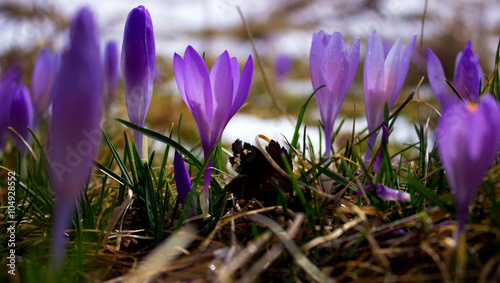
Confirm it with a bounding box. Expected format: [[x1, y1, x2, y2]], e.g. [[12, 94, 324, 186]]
[[467, 102, 478, 112]]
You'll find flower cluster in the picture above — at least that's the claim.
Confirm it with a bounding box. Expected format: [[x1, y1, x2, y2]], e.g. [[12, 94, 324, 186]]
[[2, 3, 497, 268]]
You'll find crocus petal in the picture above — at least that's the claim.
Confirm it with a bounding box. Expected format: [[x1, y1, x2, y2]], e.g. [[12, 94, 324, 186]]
[[121, 5, 155, 157], [48, 6, 102, 266], [390, 34, 416, 108], [9, 84, 33, 151], [230, 57, 241, 98], [310, 30, 331, 90], [427, 48, 452, 107], [383, 37, 402, 104], [31, 47, 60, 116], [210, 50, 234, 139], [174, 151, 193, 205], [183, 46, 213, 124], [229, 55, 253, 120], [345, 37, 361, 94], [173, 53, 186, 102], [453, 41, 479, 102], [358, 184, 411, 202], [364, 31, 386, 131]]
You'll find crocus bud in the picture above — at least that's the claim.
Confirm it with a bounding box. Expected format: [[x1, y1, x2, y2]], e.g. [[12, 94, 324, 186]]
[[174, 151, 192, 205], [174, 46, 253, 199], [437, 94, 500, 236], [48, 7, 102, 267], [121, 5, 155, 158], [10, 84, 33, 152], [363, 31, 416, 160], [310, 31, 360, 157], [31, 47, 60, 119], [103, 40, 119, 106], [427, 41, 483, 108]]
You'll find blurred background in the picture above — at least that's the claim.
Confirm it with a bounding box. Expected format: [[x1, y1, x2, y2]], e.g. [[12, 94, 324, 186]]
[[1, 0, 499, 154]]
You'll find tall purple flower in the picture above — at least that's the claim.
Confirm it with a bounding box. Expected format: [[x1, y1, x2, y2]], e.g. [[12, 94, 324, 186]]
[[48, 7, 102, 267], [173, 46, 253, 198], [427, 41, 483, 108], [31, 47, 60, 120], [174, 151, 193, 206], [0, 66, 21, 149], [310, 31, 360, 157], [104, 40, 120, 106], [10, 84, 33, 152], [121, 5, 155, 158], [363, 31, 416, 160], [437, 94, 500, 235]]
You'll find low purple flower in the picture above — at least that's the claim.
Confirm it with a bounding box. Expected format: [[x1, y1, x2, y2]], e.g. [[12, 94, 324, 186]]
[[48, 7, 102, 267], [104, 40, 120, 106], [357, 184, 411, 202], [0, 66, 22, 148], [121, 5, 155, 158], [174, 151, 193, 205], [9, 84, 33, 152], [275, 53, 292, 82], [437, 94, 500, 235], [427, 41, 484, 108], [31, 47, 60, 119], [363, 31, 416, 160], [173, 46, 253, 198], [310, 31, 360, 158]]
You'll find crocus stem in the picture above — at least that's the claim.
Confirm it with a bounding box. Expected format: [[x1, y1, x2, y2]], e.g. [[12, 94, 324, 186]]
[[134, 131, 143, 159], [364, 132, 378, 165], [50, 198, 74, 269], [325, 130, 332, 159], [201, 156, 213, 215], [456, 207, 467, 241], [203, 156, 213, 200], [455, 230, 467, 279]]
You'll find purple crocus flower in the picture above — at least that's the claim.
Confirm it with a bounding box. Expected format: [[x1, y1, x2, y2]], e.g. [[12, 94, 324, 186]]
[[363, 31, 416, 161], [103, 40, 120, 106], [310, 31, 360, 158], [31, 47, 60, 120], [48, 7, 102, 267], [437, 94, 500, 235], [0, 66, 21, 149], [357, 184, 411, 202], [427, 41, 483, 108], [121, 5, 155, 158], [174, 151, 193, 205], [275, 53, 292, 83], [9, 84, 33, 152], [173, 46, 253, 198]]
